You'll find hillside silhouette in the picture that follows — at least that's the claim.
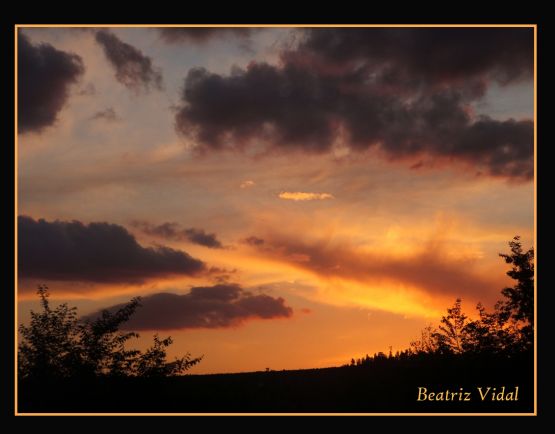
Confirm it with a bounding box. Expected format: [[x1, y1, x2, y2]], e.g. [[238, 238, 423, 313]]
[[18, 237, 534, 413]]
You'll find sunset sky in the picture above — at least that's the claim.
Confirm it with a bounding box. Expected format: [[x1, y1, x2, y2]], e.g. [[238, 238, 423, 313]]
[[17, 26, 534, 374]]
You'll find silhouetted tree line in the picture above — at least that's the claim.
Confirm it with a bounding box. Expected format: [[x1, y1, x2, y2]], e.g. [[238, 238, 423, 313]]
[[347, 236, 534, 366], [18, 287, 202, 379]]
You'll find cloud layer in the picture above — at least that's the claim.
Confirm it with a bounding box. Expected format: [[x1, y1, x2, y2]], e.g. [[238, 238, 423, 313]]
[[18, 216, 206, 283], [157, 27, 253, 43], [86, 283, 293, 330], [294, 28, 532, 87], [244, 234, 503, 302], [18, 32, 84, 134], [175, 27, 533, 180], [95, 30, 162, 91], [131, 221, 224, 248]]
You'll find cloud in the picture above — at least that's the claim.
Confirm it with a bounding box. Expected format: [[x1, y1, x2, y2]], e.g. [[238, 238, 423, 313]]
[[242, 236, 265, 246], [18, 32, 84, 134], [131, 221, 223, 249], [85, 284, 293, 330], [157, 27, 253, 43], [183, 228, 223, 249], [174, 28, 533, 180], [95, 30, 162, 91], [240, 180, 255, 189], [90, 107, 120, 122], [278, 192, 334, 201], [77, 83, 96, 96], [244, 234, 504, 302], [293, 28, 533, 88], [18, 216, 206, 283]]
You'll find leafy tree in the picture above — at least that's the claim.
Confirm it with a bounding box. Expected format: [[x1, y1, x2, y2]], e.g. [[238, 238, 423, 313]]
[[497, 236, 534, 348], [18, 286, 202, 379], [134, 335, 201, 377], [432, 299, 469, 354], [18, 285, 81, 378], [462, 302, 511, 353], [409, 324, 439, 354], [77, 296, 142, 377], [462, 237, 534, 354], [408, 236, 534, 357]]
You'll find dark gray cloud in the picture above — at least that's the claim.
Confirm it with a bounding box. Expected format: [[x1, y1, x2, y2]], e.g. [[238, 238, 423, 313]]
[[183, 228, 223, 249], [158, 27, 253, 43], [132, 221, 179, 239], [131, 221, 224, 249], [90, 107, 120, 122], [293, 28, 533, 88], [175, 27, 533, 180], [95, 30, 162, 91], [18, 32, 84, 134], [85, 284, 293, 330], [18, 216, 206, 283]]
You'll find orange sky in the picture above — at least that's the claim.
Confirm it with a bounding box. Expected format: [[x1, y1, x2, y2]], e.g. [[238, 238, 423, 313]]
[[17, 26, 534, 373]]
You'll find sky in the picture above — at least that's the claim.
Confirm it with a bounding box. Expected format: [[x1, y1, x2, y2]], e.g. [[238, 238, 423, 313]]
[[17, 26, 534, 374]]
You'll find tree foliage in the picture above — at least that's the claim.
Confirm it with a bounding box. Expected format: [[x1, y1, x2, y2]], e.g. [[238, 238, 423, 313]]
[[433, 298, 468, 354], [18, 285, 203, 379], [410, 236, 534, 356]]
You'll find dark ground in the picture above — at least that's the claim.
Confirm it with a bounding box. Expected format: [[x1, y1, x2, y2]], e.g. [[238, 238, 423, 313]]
[[18, 352, 534, 414]]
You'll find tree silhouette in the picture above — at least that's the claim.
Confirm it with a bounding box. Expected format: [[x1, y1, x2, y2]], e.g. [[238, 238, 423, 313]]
[[461, 302, 511, 354], [432, 299, 469, 354], [459, 236, 534, 354], [77, 294, 142, 377], [18, 285, 82, 379], [409, 324, 439, 354], [134, 335, 200, 377], [498, 236, 534, 349], [18, 286, 202, 379], [408, 236, 534, 357]]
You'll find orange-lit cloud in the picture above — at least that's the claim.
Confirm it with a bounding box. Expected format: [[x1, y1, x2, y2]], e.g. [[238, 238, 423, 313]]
[[278, 192, 334, 201], [242, 232, 509, 315]]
